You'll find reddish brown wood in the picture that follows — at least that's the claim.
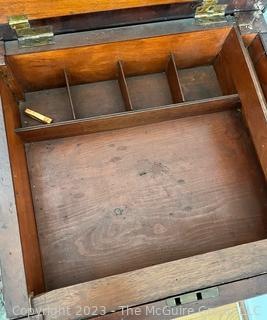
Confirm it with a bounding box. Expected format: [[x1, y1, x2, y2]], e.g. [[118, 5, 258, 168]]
[[0, 80, 44, 294], [0, 0, 192, 24], [0, 43, 24, 100], [7, 27, 231, 91], [118, 61, 133, 111], [248, 35, 267, 96], [0, 86, 29, 319], [242, 33, 257, 47], [33, 240, 267, 320], [213, 52, 236, 95], [178, 65, 222, 101], [64, 70, 76, 120], [220, 27, 267, 179], [166, 53, 185, 103], [27, 110, 267, 290], [16, 94, 240, 142], [96, 274, 267, 319], [1, 23, 267, 320]]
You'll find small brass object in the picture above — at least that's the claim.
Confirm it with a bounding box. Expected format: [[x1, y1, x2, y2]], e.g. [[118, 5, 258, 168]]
[[24, 108, 53, 124]]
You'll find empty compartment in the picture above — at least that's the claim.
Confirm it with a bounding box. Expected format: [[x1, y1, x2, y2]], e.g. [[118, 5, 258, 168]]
[[179, 65, 223, 101], [26, 110, 267, 290], [70, 80, 125, 118], [126, 72, 173, 109]]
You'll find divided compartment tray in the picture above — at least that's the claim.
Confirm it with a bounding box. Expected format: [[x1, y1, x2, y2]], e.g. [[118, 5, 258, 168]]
[[18, 53, 233, 128]]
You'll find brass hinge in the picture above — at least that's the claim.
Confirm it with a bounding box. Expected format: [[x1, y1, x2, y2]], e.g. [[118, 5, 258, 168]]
[[8, 15, 54, 48], [195, 0, 227, 24], [166, 287, 219, 306]]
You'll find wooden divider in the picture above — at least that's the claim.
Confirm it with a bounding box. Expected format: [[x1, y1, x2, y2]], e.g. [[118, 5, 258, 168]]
[[248, 35, 267, 98], [118, 61, 133, 111], [15, 94, 240, 142], [0, 80, 45, 296], [64, 69, 76, 120], [166, 53, 185, 103], [213, 52, 237, 95], [220, 27, 267, 179]]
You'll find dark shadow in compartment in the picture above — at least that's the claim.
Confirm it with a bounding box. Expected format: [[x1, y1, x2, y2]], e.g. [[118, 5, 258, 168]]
[[179, 65, 223, 101], [71, 80, 125, 119], [19, 88, 73, 128], [126, 72, 173, 110]]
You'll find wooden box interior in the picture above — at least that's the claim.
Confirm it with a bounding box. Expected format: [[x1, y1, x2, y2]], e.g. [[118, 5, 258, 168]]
[[1, 25, 267, 309]]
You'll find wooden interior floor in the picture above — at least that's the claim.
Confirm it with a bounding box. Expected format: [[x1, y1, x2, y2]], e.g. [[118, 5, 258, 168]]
[[26, 110, 267, 290]]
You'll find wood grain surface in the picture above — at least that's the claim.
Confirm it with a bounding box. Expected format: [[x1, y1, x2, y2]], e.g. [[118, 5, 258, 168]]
[[0, 0, 193, 24], [248, 35, 267, 103], [33, 240, 267, 320], [19, 64, 223, 128], [7, 28, 230, 91], [221, 28, 267, 179], [96, 274, 267, 319], [179, 65, 222, 101], [0, 81, 44, 297], [26, 110, 267, 291], [16, 94, 240, 142], [0, 88, 29, 318], [214, 52, 237, 95]]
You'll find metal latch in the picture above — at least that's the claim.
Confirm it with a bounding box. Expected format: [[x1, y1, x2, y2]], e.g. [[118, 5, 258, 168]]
[[195, 0, 227, 24], [166, 287, 219, 306], [8, 15, 54, 48]]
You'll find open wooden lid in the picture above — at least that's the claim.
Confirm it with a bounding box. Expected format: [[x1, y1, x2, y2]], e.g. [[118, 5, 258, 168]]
[[0, 0, 192, 24]]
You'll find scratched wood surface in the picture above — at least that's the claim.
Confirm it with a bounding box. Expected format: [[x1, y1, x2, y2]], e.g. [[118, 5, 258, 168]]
[[26, 110, 267, 290]]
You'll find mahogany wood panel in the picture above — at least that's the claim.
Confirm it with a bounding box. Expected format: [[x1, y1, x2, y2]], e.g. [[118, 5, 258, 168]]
[[0, 0, 193, 24], [16, 94, 240, 142], [213, 52, 237, 95], [0, 81, 44, 294], [27, 110, 267, 291], [248, 35, 267, 96], [33, 240, 267, 320], [7, 27, 231, 91], [97, 275, 267, 319], [248, 35, 266, 65], [220, 27, 267, 179]]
